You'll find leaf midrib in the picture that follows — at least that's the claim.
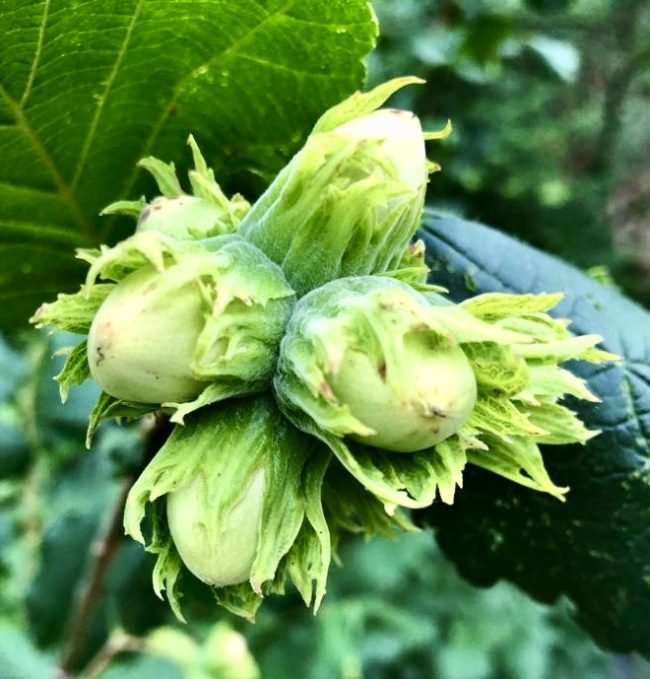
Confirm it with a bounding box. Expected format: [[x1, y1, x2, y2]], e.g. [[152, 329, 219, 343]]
[[3, 0, 298, 249], [20, 0, 50, 108], [70, 0, 145, 192], [0, 83, 93, 242], [102, 0, 297, 241]]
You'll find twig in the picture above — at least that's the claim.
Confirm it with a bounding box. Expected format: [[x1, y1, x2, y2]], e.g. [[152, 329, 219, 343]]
[[78, 631, 145, 679], [55, 413, 172, 678], [55, 475, 135, 677], [591, 0, 647, 174]]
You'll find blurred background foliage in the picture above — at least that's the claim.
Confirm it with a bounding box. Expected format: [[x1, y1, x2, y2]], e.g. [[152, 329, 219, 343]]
[[370, 0, 650, 306], [2, 334, 650, 679], [3, 0, 650, 677]]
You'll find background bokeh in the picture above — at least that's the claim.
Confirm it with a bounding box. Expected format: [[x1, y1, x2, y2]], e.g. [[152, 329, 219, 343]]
[[2, 0, 650, 677], [371, 0, 650, 306]]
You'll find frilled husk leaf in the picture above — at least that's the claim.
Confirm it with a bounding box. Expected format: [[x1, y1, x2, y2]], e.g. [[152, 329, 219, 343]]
[[275, 276, 617, 509], [101, 135, 250, 239], [239, 78, 450, 296], [123, 396, 332, 621], [30, 284, 116, 405], [40, 232, 295, 436]]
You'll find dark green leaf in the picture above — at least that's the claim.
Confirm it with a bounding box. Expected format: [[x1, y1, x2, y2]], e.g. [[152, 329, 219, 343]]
[[26, 449, 116, 653], [0, 334, 26, 401], [0, 0, 377, 331], [107, 542, 171, 636], [0, 423, 30, 478], [417, 210, 650, 656]]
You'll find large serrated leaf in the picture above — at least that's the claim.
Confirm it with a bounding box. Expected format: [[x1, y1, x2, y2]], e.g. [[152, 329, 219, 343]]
[[0, 0, 377, 331], [417, 210, 650, 656]]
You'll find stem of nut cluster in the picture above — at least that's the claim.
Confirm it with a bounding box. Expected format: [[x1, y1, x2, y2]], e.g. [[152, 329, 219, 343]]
[[55, 476, 134, 677], [78, 631, 145, 679], [55, 413, 172, 677]]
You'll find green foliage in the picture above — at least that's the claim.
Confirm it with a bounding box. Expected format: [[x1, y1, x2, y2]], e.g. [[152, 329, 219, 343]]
[[418, 211, 650, 656], [2, 0, 650, 676], [0, 337, 30, 477], [3, 325, 647, 677], [0, 330, 172, 672], [370, 0, 650, 304], [248, 532, 614, 679], [0, 0, 377, 331]]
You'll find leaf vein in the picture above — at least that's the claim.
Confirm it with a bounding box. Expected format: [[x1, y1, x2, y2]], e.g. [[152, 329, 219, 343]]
[[0, 84, 93, 242], [0, 219, 79, 245], [234, 51, 351, 78], [106, 0, 296, 240], [71, 0, 145, 191], [0, 179, 60, 198], [20, 0, 51, 107]]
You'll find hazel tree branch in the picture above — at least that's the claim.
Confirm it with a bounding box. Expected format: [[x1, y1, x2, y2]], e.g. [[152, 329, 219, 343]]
[[55, 414, 172, 678], [55, 475, 135, 677]]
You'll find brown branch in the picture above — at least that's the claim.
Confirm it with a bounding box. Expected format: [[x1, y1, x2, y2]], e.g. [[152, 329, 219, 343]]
[[78, 631, 145, 679], [591, 0, 648, 175], [55, 413, 172, 678], [55, 475, 135, 677]]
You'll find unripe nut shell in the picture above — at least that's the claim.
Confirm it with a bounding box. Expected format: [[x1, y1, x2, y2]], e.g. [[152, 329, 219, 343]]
[[87, 264, 208, 403], [329, 333, 477, 452]]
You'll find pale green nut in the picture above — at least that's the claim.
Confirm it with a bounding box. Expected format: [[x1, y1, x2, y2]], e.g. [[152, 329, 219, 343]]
[[275, 276, 478, 453], [239, 77, 447, 296], [86, 234, 295, 410], [100, 134, 251, 239], [137, 195, 230, 239], [333, 107, 426, 191], [327, 330, 477, 451], [124, 396, 330, 620], [87, 259, 211, 403], [167, 466, 266, 587]]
